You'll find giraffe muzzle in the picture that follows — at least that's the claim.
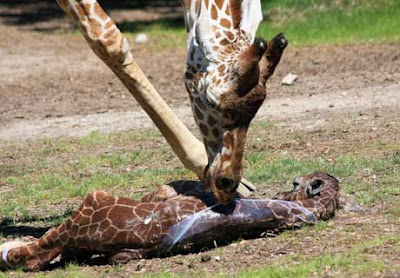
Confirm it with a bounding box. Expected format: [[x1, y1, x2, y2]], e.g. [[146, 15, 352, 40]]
[[215, 177, 236, 192]]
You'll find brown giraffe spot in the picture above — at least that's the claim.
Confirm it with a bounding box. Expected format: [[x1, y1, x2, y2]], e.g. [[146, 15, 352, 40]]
[[220, 19, 232, 29], [82, 3, 91, 14], [88, 224, 99, 236], [199, 123, 209, 136], [101, 226, 118, 242], [208, 140, 220, 153], [185, 72, 194, 80], [207, 115, 217, 126], [220, 39, 230, 46], [194, 106, 204, 120], [99, 219, 111, 231], [216, 0, 224, 10], [195, 97, 206, 110], [82, 208, 93, 216], [218, 64, 226, 73], [190, 49, 195, 62], [69, 224, 79, 237], [79, 216, 91, 226], [136, 203, 155, 214], [224, 30, 235, 41], [59, 232, 69, 243], [109, 206, 136, 222], [115, 231, 129, 242], [117, 197, 137, 206], [213, 45, 219, 51], [104, 20, 113, 30], [93, 2, 108, 21], [191, 66, 198, 74], [215, 79, 222, 86], [78, 226, 89, 236], [212, 128, 221, 138], [211, 4, 218, 20], [229, 0, 242, 28], [92, 207, 110, 223]]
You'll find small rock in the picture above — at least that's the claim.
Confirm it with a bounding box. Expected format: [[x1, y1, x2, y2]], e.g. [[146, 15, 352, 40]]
[[135, 33, 149, 44], [281, 73, 298, 86], [201, 254, 211, 262], [329, 104, 334, 108], [136, 264, 144, 271], [188, 263, 195, 269], [214, 256, 221, 262]]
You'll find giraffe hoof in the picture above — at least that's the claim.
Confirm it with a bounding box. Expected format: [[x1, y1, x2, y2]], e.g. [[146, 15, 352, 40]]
[[273, 33, 288, 51]]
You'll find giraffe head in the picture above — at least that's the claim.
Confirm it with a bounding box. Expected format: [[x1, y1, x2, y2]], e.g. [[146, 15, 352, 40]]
[[274, 172, 340, 201], [183, 0, 287, 203]]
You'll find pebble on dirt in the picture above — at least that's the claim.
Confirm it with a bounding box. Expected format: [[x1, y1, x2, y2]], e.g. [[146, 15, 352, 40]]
[[281, 73, 298, 86], [135, 33, 149, 44], [201, 254, 211, 262]]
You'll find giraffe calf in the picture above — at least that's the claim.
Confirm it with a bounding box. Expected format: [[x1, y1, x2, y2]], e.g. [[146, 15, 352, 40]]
[[0, 172, 347, 271]]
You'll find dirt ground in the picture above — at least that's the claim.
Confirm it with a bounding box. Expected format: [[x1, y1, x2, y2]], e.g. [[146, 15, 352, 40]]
[[0, 3, 400, 277], [1, 21, 399, 140]]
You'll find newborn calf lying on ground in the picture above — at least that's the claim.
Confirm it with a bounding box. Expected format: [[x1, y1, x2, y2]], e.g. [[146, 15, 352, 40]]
[[0, 172, 342, 271]]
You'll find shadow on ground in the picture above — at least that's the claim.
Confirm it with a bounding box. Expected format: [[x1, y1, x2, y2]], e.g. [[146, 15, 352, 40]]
[[0, 211, 73, 238], [0, 0, 181, 30]]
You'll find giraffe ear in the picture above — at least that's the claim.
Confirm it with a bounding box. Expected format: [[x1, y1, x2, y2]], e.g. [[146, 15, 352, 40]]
[[240, 0, 263, 41]]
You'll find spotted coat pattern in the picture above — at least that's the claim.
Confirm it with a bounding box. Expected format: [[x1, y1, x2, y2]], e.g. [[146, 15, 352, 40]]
[[0, 172, 341, 271]]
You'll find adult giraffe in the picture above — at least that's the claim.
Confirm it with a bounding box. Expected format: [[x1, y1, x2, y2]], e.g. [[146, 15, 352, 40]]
[[55, 0, 287, 203], [181, 0, 287, 203]]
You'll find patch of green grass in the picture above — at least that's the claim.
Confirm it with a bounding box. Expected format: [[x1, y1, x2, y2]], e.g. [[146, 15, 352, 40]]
[[69, 0, 400, 49], [0, 130, 193, 220], [239, 235, 399, 278], [259, 0, 400, 45], [244, 154, 389, 183], [113, 0, 400, 48]]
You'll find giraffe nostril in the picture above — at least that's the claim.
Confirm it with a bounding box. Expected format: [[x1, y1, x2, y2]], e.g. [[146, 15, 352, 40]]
[[215, 177, 235, 191]]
